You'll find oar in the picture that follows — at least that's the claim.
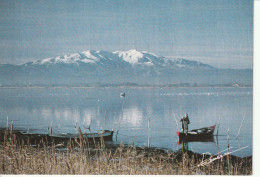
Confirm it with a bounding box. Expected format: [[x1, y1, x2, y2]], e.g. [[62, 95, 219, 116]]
[[173, 111, 179, 132]]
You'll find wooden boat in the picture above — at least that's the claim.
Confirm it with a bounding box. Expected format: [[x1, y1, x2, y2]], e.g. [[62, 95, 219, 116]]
[[85, 130, 114, 141], [50, 129, 114, 141], [177, 123, 216, 142]]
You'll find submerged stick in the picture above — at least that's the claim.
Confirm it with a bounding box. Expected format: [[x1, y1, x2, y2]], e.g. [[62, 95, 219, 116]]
[[236, 112, 246, 139], [198, 146, 248, 167]]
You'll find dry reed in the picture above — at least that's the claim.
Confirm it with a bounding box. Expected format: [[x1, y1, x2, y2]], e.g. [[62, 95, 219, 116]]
[[0, 128, 252, 175]]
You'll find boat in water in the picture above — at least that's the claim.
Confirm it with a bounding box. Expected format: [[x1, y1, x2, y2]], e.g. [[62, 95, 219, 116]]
[[51, 129, 114, 141], [177, 123, 216, 142]]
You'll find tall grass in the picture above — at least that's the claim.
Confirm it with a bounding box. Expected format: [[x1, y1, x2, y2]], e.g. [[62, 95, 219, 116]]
[[0, 128, 252, 175]]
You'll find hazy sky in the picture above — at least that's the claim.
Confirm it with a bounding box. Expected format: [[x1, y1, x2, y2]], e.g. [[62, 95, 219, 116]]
[[0, 0, 253, 69]]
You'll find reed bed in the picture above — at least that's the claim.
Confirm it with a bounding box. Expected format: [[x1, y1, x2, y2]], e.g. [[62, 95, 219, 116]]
[[0, 128, 252, 175]]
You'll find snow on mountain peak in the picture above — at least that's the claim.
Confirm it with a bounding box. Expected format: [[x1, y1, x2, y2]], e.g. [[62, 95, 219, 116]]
[[32, 49, 160, 66], [80, 50, 100, 63], [81, 50, 98, 60], [33, 53, 81, 65], [113, 49, 144, 64], [33, 51, 101, 65], [37, 57, 53, 64]]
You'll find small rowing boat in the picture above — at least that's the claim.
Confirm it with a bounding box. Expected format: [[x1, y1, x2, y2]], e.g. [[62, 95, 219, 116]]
[[85, 130, 114, 141], [50, 129, 114, 141], [177, 123, 216, 142]]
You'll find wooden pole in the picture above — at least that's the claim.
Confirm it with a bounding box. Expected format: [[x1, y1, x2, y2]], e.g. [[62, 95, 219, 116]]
[[6, 116, 8, 129], [216, 115, 221, 136], [227, 126, 231, 174], [148, 116, 151, 148]]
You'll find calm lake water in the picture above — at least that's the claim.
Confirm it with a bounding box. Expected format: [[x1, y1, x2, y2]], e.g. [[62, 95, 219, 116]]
[[0, 87, 252, 157]]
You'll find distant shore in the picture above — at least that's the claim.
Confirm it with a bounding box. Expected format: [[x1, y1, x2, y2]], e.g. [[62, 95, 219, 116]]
[[0, 83, 253, 89]]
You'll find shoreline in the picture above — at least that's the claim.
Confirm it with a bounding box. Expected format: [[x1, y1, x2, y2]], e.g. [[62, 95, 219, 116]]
[[0, 128, 252, 175], [0, 128, 252, 158], [0, 84, 253, 89]]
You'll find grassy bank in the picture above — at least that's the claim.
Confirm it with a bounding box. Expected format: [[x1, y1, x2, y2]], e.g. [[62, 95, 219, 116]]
[[0, 128, 252, 175]]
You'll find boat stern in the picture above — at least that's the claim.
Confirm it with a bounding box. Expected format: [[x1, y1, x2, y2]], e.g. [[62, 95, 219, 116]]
[[177, 131, 180, 137]]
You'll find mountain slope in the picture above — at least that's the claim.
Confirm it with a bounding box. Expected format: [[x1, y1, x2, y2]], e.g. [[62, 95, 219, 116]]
[[0, 50, 252, 86]]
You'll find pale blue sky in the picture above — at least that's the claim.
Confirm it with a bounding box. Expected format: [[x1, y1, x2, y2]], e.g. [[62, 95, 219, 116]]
[[0, 0, 253, 68]]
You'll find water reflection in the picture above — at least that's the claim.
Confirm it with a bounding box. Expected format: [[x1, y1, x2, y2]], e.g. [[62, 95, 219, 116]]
[[82, 109, 94, 125], [122, 106, 143, 127], [0, 87, 253, 157]]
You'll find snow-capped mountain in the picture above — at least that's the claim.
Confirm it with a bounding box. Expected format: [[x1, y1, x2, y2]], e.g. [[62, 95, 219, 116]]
[[0, 50, 252, 86], [30, 49, 214, 69]]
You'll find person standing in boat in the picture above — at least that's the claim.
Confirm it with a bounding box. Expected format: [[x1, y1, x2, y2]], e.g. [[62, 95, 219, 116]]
[[180, 113, 190, 134]]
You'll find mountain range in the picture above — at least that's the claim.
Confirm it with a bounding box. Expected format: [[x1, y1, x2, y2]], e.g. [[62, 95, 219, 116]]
[[0, 49, 252, 87]]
